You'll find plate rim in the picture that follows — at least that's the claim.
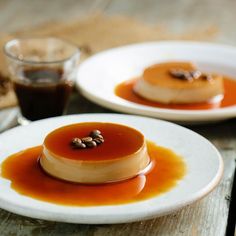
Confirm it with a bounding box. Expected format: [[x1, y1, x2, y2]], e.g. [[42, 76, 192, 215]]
[[0, 113, 224, 224]]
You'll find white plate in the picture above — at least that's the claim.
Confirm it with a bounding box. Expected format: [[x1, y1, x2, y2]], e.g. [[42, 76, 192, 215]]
[[0, 114, 223, 224], [76, 41, 236, 123]]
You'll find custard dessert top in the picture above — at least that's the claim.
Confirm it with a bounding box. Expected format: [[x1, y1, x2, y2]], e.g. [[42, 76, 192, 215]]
[[44, 122, 145, 161], [143, 61, 222, 89]]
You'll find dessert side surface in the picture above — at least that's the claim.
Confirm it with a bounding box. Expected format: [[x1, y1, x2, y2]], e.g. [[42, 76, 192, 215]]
[[41, 122, 150, 183]]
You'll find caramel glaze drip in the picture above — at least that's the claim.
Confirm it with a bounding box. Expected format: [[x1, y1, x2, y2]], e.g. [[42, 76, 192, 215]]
[[115, 77, 236, 110], [1, 141, 186, 206]]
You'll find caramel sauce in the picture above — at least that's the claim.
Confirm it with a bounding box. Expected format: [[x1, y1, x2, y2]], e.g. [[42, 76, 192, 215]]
[[44, 123, 144, 161], [1, 142, 186, 206], [115, 78, 236, 110]]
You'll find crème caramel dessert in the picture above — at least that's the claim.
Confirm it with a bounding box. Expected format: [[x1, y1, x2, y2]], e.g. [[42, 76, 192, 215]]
[[134, 62, 224, 104], [40, 122, 150, 184]]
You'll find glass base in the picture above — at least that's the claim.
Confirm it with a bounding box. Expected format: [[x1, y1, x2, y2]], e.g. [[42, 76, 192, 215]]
[[17, 114, 31, 126]]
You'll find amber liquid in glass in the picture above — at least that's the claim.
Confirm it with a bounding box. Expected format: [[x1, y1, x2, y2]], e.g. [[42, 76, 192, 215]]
[[13, 68, 73, 121]]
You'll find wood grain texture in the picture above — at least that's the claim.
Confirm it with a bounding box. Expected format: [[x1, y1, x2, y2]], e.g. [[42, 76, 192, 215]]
[[0, 0, 236, 235]]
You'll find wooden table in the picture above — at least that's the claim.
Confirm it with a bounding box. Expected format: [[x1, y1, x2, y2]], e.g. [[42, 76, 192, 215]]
[[0, 0, 236, 235]]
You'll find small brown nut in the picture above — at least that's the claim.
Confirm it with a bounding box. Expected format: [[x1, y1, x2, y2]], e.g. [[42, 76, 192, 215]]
[[81, 137, 93, 143], [90, 130, 102, 138], [94, 134, 104, 139], [169, 69, 194, 81], [169, 69, 186, 79], [93, 137, 104, 144], [73, 142, 86, 149], [202, 74, 213, 81], [71, 137, 82, 144], [184, 72, 194, 81], [86, 141, 97, 148], [190, 70, 201, 79]]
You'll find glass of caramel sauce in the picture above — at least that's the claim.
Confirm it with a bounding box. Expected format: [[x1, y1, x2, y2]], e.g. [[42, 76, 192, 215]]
[[4, 38, 80, 125]]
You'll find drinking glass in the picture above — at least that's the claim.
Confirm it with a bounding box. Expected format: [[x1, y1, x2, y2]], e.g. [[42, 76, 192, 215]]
[[4, 37, 80, 125]]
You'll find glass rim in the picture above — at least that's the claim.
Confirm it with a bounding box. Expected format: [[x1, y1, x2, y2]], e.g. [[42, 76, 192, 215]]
[[3, 37, 80, 65]]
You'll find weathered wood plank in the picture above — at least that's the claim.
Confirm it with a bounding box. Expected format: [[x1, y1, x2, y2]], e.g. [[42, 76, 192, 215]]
[[0, 0, 110, 33], [105, 0, 236, 44]]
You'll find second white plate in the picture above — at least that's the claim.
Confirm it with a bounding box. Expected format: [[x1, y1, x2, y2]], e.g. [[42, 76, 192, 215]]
[[76, 41, 236, 123]]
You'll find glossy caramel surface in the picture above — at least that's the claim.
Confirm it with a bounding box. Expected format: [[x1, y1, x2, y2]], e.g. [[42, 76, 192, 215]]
[[115, 77, 236, 110], [142, 62, 222, 88], [44, 122, 144, 161], [1, 142, 186, 206]]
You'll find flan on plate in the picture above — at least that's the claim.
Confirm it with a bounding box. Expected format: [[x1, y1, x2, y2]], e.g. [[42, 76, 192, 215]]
[[40, 122, 150, 184], [133, 62, 224, 104]]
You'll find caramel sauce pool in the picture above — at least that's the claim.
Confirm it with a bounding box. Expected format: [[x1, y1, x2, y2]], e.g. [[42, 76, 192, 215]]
[[1, 142, 186, 206], [115, 78, 236, 110]]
